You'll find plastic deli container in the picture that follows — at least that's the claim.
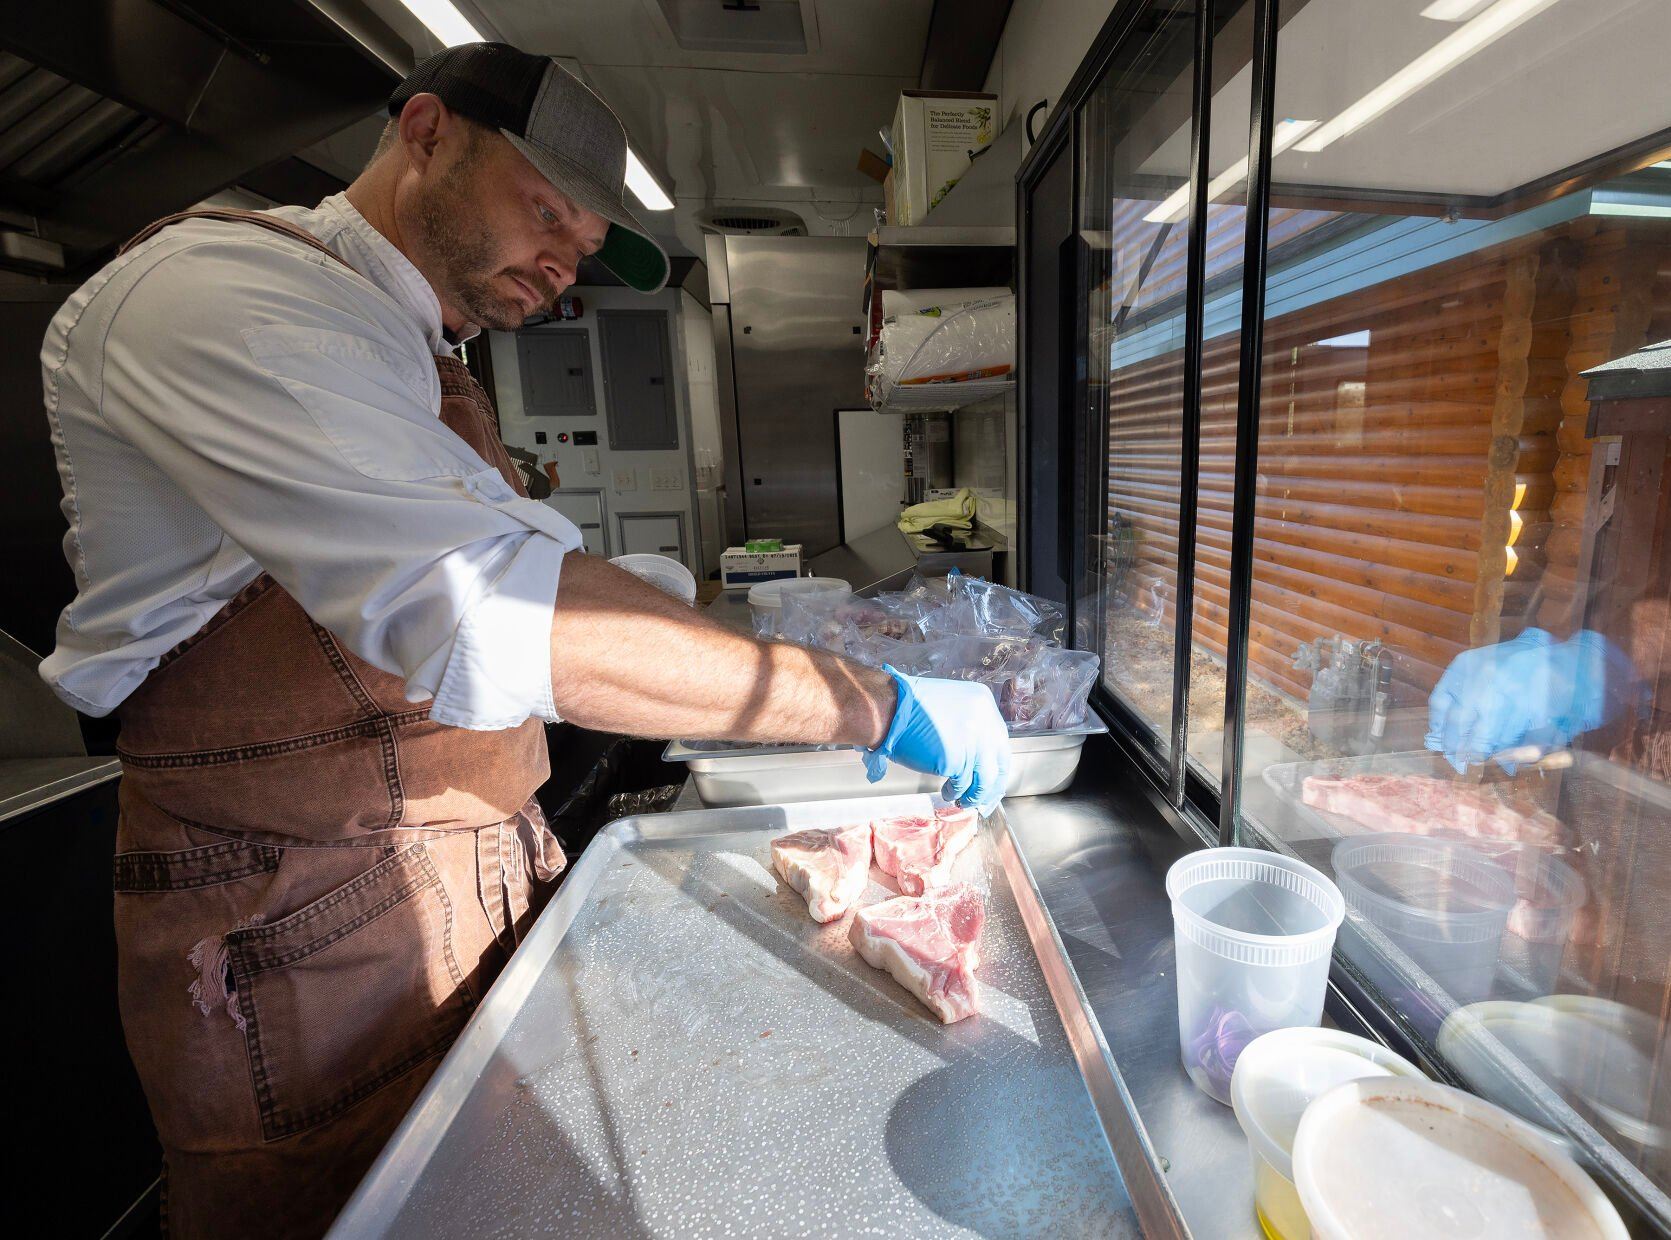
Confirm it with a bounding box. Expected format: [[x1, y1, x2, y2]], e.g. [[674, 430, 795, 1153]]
[[1448, 837, 1585, 994], [1332, 834, 1516, 1016], [1293, 1077, 1628, 1239], [609, 553, 697, 604], [746, 576, 852, 639], [1231, 1028, 1425, 1240], [1165, 848, 1345, 1104]]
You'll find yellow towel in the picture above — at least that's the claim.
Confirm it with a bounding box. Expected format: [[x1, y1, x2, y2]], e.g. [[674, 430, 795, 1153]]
[[897, 488, 976, 534]]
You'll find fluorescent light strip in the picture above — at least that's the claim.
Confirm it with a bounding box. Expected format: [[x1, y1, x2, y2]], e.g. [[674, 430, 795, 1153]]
[[1297, 0, 1563, 153], [1144, 119, 1317, 224], [1420, 0, 1493, 20], [395, 0, 482, 46], [1590, 202, 1671, 219], [625, 148, 675, 211]]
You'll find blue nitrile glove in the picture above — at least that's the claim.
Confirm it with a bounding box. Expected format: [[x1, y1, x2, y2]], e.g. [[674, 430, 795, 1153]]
[[864, 665, 1012, 814], [1426, 628, 1644, 773]]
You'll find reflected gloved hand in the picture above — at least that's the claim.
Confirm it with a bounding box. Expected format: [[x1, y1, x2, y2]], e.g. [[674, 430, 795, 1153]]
[[1426, 628, 1644, 773], [864, 666, 1012, 814]]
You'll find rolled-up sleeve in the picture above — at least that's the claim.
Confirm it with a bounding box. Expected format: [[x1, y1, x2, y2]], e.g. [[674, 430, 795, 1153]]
[[97, 241, 579, 730]]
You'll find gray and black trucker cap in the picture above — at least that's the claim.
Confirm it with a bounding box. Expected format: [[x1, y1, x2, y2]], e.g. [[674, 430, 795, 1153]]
[[390, 43, 669, 294]]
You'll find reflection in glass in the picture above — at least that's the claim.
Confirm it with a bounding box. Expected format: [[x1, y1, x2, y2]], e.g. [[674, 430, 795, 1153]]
[[1226, 0, 1671, 1211], [1079, 0, 1202, 752]]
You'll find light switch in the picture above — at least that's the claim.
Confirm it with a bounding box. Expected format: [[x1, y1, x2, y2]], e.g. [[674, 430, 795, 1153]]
[[613, 467, 636, 492], [650, 466, 682, 492], [582, 448, 600, 475]]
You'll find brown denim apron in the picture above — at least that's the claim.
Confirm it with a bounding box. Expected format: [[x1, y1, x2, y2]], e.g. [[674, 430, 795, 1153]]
[[108, 210, 564, 1238]]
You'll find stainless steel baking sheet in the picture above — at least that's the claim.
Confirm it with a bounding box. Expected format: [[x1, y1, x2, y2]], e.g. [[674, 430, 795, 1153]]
[[331, 793, 1138, 1239]]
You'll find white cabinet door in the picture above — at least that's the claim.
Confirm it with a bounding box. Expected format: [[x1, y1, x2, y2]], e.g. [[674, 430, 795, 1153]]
[[546, 490, 607, 556], [617, 512, 686, 560]]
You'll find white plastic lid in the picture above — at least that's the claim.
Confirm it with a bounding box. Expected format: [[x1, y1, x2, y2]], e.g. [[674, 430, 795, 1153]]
[[746, 576, 852, 612], [1231, 1027, 1423, 1182], [610, 553, 697, 603], [1439, 998, 1667, 1151], [1293, 1077, 1627, 1240]]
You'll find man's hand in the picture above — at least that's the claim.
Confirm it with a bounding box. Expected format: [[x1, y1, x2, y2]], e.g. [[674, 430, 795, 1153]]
[[863, 666, 1012, 814], [1426, 628, 1644, 772]]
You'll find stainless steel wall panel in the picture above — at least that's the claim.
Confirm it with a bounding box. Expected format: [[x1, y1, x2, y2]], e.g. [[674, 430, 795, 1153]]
[[723, 236, 867, 556]]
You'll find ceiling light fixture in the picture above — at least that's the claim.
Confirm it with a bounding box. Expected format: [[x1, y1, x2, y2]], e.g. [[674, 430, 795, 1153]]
[[394, 0, 482, 46], [1420, 0, 1493, 20], [1297, 0, 1563, 153], [625, 148, 675, 211], [1144, 119, 1318, 224]]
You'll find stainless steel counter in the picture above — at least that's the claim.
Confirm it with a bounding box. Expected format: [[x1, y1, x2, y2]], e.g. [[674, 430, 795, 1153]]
[[673, 738, 1263, 1237]]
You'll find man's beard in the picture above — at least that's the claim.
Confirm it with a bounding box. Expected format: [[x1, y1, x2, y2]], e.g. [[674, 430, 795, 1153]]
[[412, 158, 553, 332]]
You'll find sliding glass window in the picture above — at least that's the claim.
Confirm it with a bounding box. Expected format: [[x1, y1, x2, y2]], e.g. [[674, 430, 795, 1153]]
[[1234, 0, 1671, 1215], [1078, 0, 1203, 757]]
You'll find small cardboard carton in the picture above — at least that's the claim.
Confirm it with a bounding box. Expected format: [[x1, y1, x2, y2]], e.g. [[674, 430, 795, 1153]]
[[889, 91, 997, 227], [720, 544, 804, 589]]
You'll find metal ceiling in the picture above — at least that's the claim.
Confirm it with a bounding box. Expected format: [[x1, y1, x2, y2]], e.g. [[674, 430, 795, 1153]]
[[0, 0, 408, 277]]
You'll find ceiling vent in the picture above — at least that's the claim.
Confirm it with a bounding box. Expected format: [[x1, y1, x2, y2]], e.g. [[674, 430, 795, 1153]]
[[655, 0, 808, 55], [697, 207, 806, 236]]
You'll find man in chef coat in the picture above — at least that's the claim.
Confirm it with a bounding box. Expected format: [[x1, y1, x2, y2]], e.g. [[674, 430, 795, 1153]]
[[40, 43, 1010, 1238]]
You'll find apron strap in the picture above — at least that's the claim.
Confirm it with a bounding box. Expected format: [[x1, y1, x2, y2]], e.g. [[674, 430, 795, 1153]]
[[119, 208, 362, 278]]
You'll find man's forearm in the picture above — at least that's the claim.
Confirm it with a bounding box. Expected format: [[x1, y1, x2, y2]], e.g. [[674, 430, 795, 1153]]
[[548, 554, 896, 745]]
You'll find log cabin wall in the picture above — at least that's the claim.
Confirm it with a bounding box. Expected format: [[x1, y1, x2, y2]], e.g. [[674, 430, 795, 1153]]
[[1104, 215, 1671, 711]]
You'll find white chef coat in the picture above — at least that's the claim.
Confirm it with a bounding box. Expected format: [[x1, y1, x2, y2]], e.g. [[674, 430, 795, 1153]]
[[39, 194, 582, 730]]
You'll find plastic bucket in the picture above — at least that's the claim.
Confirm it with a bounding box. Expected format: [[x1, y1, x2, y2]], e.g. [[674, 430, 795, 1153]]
[[1231, 1027, 1424, 1240], [747, 576, 851, 639], [610, 553, 697, 604], [1165, 848, 1345, 1104], [1333, 834, 1516, 1014]]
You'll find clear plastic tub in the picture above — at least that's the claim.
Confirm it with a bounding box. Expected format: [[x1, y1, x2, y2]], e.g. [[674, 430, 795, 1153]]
[[1446, 837, 1585, 994], [746, 576, 852, 639], [1231, 1028, 1425, 1240], [1165, 848, 1346, 1104], [1332, 834, 1516, 1012]]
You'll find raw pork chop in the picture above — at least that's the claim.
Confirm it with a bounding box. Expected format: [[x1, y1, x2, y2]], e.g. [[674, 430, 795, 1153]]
[[849, 883, 986, 1023], [872, 805, 980, 895], [770, 823, 872, 923], [1301, 774, 1562, 849]]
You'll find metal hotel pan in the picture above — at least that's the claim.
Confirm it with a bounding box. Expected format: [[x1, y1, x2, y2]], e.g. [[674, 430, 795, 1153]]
[[330, 793, 1139, 1238], [665, 719, 1109, 807]]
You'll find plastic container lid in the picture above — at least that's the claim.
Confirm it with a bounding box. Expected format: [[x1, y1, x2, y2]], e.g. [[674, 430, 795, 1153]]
[[1232, 1027, 1424, 1183], [1439, 997, 1668, 1151], [609, 553, 697, 603], [746, 576, 852, 613], [1293, 1077, 1628, 1239]]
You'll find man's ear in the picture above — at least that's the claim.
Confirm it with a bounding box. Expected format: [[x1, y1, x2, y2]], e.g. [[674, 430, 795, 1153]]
[[396, 94, 447, 176]]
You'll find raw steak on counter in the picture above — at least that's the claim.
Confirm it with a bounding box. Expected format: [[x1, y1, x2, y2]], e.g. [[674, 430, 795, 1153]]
[[771, 823, 873, 923], [1301, 773, 1562, 849], [850, 883, 986, 1023], [872, 805, 980, 895]]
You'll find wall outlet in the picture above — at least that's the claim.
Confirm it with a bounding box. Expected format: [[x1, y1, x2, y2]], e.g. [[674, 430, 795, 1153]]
[[650, 466, 682, 492], [613, 468, 636, 492]]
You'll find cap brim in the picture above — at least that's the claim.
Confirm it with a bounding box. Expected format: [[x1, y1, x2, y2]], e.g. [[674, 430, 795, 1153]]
[[503, 131, 670, 293]]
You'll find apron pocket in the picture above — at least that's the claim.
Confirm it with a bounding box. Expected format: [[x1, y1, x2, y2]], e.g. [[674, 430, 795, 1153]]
[[226, 843, 473, 1141], [114, 838, 279, 892]]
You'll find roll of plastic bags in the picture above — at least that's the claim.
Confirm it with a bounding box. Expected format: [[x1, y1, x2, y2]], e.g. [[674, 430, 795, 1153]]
[[868, 295, 1015, 389]]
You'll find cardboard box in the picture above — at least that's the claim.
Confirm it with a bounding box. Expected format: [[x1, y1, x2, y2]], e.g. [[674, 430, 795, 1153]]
[[882, 168, 896, 226], [889, 91, 996, 227], [720, 544, 804, 589]]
